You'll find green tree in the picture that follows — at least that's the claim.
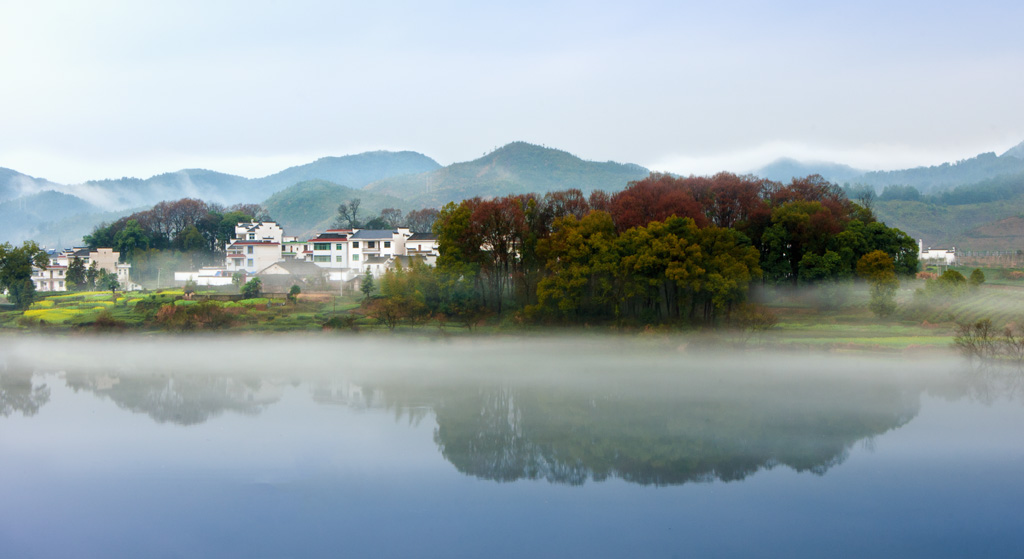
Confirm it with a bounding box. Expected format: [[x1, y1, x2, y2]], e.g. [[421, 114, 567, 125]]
[[360, 269, 375, 299], [66, 256, 87, 291], [287, 284, 301, 304], [533, 211, 619, 320], [241, 277, 262, 299], [232, 272, 246, 291], [693, 226, 762, 322], [969, 268, 986, 288], [112, 219, 151, 262], [97, 270, 120, 303], [857, 250, 898, 317], [86, 261, 99, 290], [0, 241, 50, 309]]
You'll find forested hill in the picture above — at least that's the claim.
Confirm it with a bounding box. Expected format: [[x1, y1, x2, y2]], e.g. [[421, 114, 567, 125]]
[[362, 142, 650, 208], [250, 151, 441, 202], [851, 149, 1024, 193], [261, 180, 408, 240]]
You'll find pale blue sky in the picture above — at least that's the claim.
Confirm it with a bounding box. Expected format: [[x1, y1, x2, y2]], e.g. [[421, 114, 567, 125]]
[[2, 0, 1022, 183]]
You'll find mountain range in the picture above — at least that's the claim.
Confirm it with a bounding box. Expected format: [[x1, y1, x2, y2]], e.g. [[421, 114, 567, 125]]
[[4, 139, 1024, 248]]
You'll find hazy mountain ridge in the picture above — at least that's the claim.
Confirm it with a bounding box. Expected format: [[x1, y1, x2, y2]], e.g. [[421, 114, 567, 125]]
[[0, 190, 103, 247], [0, 151, 441, 212], [851, 151, 1024, 193], [252, 151, 441, 200], [363, 142, 650, 207], [0, 168, 63, 203], [7, 141, 1024, 248], [753, 158, 866, 184]]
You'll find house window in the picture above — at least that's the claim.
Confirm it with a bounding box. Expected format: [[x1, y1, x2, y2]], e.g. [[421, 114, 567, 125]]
[[384, 241, 390, 248], [352, 254, 359, 261], [59, 281, 64, 288], [336, 256, 344, 262], [367, 241, 376, 249], [247, 259, 253, 267], [352, 242, 359, 248], [248, 233, 255, 240], [314, 255, 331, 263], [314, 243, 330, 251], [247, 246, 253, 254], [336, 243, 344, 250]]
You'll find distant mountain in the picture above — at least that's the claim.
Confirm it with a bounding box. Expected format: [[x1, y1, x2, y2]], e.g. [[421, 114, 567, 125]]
[[0, 190, 100, 246], [1, 150, 440, 212], [251, 151, 441, 200], [1001, 140, 1024, 159], [363, 142, 650, 207], [0, 168, 63, 203], [850, 151, 1024, 193], [66, 169, 252, 209], [262, 180, 408, 240], [753, 158, 866, 184]]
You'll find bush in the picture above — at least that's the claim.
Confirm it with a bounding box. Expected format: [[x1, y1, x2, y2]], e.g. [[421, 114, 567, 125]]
[[241, 277, 262, 299], [969, 268, 985, 288]]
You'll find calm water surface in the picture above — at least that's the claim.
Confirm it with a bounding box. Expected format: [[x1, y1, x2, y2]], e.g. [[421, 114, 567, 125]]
[[1, 337, 1022, 558]]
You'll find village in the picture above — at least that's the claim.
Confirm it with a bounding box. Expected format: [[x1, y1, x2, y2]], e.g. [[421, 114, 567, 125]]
[[30, 221, 440, 295]]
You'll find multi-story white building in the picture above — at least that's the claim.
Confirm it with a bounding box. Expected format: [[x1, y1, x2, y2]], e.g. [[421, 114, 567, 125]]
[[226, 240, 282, 274], [309, 230, 352, 269], [32, 247, 133, 292], [405, 233, 439, 266], [225, 221, 287, 274], [348, 228, 411, 269]]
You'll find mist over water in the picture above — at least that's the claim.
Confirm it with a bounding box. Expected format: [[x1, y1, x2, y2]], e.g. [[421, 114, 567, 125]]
[[1, 335, 1022, 557]]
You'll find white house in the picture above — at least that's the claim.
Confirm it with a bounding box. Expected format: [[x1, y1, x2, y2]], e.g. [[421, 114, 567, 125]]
[[224, 221, 288, 274], [226, 241, 281, 274], [309, 230, 351, 269], [32, 247, 134, 292], [405, 232, 439, 266], [918, 239, 956, 266]]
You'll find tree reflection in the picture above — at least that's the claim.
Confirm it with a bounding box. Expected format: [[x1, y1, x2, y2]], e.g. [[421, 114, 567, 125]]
[[378, 375, 924, 486], [0, 370, 51, 418], [940, 360, 1024, 405], [64, 373, 279, 425]]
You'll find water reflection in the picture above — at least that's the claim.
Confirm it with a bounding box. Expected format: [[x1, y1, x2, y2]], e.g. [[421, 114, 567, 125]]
[[417, 377, 921, 485], [4, 337, 1024, 486], [64, 373, 280, 425], [0, 368, 50, 417]]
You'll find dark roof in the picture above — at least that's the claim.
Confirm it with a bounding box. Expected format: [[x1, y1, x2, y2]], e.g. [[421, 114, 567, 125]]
[[407, 233, 436, 241], [309, 233, 347, 241], [364, 256, 390, 264], [230, 241, 280, 246], [350, 229, 395, 240]]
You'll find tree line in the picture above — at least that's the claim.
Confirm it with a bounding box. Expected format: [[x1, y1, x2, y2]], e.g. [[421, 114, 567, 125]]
[[366, 173, 918, 326]]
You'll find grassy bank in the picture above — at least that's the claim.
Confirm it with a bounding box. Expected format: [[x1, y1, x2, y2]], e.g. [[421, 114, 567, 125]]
[[5, 278, 1024, 354]]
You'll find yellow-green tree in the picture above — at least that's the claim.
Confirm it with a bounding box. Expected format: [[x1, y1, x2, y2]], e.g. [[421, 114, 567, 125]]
[[857, 250, 898, 317]]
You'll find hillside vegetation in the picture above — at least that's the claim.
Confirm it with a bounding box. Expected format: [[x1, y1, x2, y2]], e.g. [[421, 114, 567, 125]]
[[363, 142, 649, 207], [262, 180, 409, 239]]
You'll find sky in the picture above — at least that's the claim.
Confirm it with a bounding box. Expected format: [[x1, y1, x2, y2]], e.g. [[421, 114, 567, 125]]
[[1, 0, 1022, 184]]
